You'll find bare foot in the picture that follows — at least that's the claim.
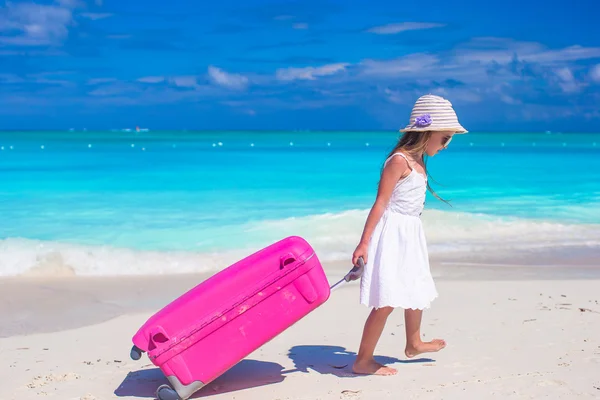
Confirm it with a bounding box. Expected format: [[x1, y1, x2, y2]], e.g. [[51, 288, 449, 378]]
[[405, 339, 446, 358], [352, 359, 397, 376]]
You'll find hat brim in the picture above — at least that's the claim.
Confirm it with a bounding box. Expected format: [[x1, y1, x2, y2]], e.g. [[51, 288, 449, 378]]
[[399, 126, 468, 134]]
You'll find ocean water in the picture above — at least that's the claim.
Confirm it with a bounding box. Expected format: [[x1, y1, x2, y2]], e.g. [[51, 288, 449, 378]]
[[1, 130, 599, 276]]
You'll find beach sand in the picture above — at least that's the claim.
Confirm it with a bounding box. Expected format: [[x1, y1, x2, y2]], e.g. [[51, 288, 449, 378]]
[[2, 262, 600, 400]]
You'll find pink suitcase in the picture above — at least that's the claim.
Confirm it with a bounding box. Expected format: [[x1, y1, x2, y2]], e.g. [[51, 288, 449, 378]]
[[128, 236, 363, 400]]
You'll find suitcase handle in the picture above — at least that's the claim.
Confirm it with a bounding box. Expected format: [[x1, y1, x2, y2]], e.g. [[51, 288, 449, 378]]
[[330, 256, 365, 291], [344, 256, 365, 282], [280, 253, 296, 268], [148, 326, 170, 351]]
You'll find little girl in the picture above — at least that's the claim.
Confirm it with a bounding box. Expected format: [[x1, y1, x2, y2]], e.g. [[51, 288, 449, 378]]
[[351, 94, 468, 376]]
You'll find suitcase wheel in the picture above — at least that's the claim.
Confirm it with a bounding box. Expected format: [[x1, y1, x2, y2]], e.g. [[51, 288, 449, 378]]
[[156, 384, 181, 400], [130, 345, 144, 361]]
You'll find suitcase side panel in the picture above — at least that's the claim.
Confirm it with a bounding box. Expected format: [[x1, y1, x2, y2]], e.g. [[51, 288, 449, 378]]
[[132, 236, 313, 352], [150, 251, 319, 361], [157, 255, 330, 387]]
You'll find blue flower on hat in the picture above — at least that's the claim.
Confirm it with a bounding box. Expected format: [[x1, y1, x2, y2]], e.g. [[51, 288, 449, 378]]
[[414, 114, 432, 127]]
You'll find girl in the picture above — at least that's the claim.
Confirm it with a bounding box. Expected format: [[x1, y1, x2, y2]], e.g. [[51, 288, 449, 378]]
[[351, 94, 468, 376]]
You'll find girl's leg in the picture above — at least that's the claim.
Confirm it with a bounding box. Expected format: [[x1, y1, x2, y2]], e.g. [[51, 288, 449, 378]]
[[404, 308, 446, 358], [352, 306, 397, 375]]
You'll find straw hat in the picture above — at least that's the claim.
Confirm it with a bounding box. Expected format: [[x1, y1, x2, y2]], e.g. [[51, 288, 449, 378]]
[[400, 94, 467, 133]]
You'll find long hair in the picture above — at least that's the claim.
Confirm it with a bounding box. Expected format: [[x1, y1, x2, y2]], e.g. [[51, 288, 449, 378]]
[[383, 131, 450, 205]]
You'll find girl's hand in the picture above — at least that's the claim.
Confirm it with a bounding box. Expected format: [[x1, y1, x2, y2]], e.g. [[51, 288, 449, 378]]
[[352, 242, 368, 266]]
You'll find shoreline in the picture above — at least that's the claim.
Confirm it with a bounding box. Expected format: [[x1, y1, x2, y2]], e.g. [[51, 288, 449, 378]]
[[2, 259, 600, 339]]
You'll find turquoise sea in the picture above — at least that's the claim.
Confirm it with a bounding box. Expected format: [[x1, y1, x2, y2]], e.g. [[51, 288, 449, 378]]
[[1, 130, 599, 276]]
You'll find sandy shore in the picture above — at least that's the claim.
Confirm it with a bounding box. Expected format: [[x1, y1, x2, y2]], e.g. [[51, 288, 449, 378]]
[[2, 262, 600, 400]]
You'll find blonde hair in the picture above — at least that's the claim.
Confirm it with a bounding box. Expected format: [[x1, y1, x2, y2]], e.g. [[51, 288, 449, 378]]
[[383, 132, 449, 204]]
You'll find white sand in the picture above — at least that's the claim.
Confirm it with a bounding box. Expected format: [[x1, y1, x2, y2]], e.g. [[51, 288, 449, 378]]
[[2, 267, 600, 400]]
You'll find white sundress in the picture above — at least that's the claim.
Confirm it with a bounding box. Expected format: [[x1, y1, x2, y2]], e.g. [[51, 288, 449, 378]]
[[359, 152, 438, 310]]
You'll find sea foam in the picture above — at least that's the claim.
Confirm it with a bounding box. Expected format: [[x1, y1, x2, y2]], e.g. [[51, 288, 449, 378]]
[[2, 209, 599, 277]]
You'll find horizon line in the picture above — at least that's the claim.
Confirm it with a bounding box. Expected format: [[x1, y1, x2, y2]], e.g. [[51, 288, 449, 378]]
[[1, 129, 598, 134]]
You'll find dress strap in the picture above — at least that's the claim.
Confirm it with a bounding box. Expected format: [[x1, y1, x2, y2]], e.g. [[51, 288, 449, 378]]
[[384, 152, 413, 170]]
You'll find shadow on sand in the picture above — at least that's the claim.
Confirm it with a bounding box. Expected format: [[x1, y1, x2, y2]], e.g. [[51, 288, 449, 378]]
[[115, 345, 434, 398], [286, 345, 434, 377], [115, 359, 286, 399]]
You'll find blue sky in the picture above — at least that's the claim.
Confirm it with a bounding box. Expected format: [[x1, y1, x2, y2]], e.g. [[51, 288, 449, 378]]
[[1, 0, 599, 131]]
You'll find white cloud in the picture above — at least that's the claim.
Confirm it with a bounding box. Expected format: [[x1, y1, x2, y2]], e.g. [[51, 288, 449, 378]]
[[554, 67, 580, 93], [554, 67, 585, 93], [491, 85, 523, 105], [520, 104, 577, 121], [31, 76, 72, 86], [0, 2, 75, 46], [525, 45, 600, 64], [555, 67, 575, 82], [84, 82, 222, 106], [425, 87, 482, 103], [265, 37, 599, 113], [0, 1, 114, 47], [499, 94, 521, 105], [137, 76, 165, 83], [169, 76, 199, 88], [383, 85, 481, 106], [366, 22, 445, 35], [87, 82, 148, 97], [55, 0, 83, 8], [208, 66, 249, 90], [453, 37, 544, 64], [383, 87, 409, 104], [589, 64, 600, 83], [87, 78, 118, 85], [0, 48, 65, 56], [292, 22, 308, 30], [80, 13, 113, 20], [455, 38, 600, 65], [360, 54, 439, 77], [275, 63, 349, 81], [274, 15, 294, 21], [138, 76, 201, 88]]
